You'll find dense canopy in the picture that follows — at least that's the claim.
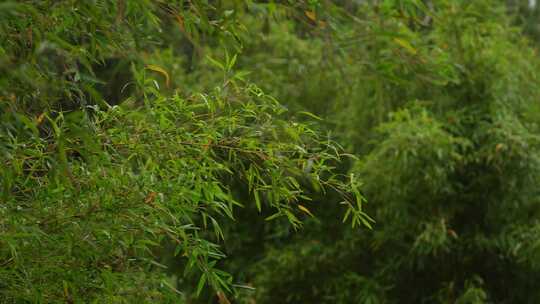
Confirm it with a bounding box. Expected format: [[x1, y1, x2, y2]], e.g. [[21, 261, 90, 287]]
[[1, 1, 540, 303]]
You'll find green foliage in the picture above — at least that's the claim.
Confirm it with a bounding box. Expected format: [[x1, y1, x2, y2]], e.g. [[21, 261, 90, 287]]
[[200, 0, 540, 303], [0, 1, 365, 303], [3, 0, 540, 303]]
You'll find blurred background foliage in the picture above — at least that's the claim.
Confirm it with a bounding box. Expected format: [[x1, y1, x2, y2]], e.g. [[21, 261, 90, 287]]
[[2, 0, 540, 303]]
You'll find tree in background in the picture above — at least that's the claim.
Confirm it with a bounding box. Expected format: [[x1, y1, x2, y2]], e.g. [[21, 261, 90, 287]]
[[506, 0, 540, 42], [189, 0, 540, 303]]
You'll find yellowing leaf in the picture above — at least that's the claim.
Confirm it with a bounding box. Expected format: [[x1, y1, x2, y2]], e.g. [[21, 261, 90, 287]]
[[145, 192, 157, 204], [217, 291, 231, 304], [146, 64, 170, 88], [305, 10, 316, 22], [175, 14, 184, 30], [393, 38, 417, 55], [36, 112, 45, 125], [298, 204, 314, 217]]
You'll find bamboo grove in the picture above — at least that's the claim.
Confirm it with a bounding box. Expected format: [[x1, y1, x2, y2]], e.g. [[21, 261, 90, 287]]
[[1, 1, 540, 303]]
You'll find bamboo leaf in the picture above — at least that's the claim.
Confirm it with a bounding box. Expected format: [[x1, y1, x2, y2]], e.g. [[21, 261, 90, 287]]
[[146, 64, 170, 88]]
